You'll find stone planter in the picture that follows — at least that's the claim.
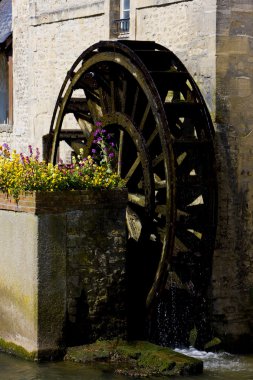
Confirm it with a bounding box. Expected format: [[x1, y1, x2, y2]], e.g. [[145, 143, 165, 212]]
[[0, 189, 127, 360]]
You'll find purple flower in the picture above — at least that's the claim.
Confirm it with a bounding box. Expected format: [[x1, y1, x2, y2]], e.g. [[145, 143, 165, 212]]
[[109, 152, 114, 159], [28, 145, 33, 157], [2, 143, 9, 151], [93, 129, 101, 137], [91, 149, 96, 154], [110, 142, 115, 147], [35, 147, 40, 161], [95, 121, 102, 127], [20, 153, 25, 164]]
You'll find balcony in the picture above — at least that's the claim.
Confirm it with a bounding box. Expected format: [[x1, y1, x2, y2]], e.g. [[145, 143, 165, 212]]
[[112, 18, 130, 37]]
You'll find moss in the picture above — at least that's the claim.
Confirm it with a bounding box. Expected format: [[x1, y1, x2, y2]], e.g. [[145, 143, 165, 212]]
[[204, 337, 222, 350], [0, 338, 65, 362], [66, 340, 112, 363], [0, 281, 36, 321], [189, 325, 198, 347], [65, 340, 203, 377], [0, 337, 37, 360]]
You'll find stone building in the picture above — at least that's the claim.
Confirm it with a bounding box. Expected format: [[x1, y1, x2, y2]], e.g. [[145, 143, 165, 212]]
[[0, 0, 253, 352]]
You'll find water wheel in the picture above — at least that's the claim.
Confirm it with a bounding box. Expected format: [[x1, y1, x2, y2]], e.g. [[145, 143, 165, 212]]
[[46, 41, 217, 327]]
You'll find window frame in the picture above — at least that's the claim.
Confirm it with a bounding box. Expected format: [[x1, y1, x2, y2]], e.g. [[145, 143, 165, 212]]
[[0, 35, 13, 126]]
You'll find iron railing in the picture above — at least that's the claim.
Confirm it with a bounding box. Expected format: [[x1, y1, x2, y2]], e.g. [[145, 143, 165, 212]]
[[112, 18, 130, 35]]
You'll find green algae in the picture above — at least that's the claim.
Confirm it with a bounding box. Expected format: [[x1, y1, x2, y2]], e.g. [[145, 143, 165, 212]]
[[0, 338, 37, 360], [204, 337, 222, 350], [0, 338, 65, 362], [65, 340, 203, 377]]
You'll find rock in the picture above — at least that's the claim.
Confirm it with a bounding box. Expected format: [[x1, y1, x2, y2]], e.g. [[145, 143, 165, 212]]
[[65, 340, 203, 377]]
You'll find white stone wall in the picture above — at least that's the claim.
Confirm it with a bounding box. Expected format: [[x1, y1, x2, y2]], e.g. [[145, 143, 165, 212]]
[[11, 0, 216, 152], [131, 0, 216, 115], [0, 211, 39, 353], [12, 0, 108, 153]]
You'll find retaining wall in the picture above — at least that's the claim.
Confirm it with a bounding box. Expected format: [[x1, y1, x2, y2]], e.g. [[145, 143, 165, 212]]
[[0, 189, 127, 359]]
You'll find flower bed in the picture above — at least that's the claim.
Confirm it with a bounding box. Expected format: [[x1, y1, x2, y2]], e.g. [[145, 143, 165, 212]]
[[0, 140, 124, 201]]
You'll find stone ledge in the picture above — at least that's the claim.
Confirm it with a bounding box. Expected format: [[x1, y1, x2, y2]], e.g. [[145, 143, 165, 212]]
[[29, 0, 104, 26], [136, 0, 192, 10], [0, 124, 13, 133], [0, 189, 128, 214], [65, 340, 203, 377]]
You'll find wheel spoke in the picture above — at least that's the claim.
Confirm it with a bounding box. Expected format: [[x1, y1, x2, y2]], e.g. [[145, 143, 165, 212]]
[[120, 79, 127, 113], [152, 153, 164, 168], [126, 206, 142, 241], [176, 228, 202, 252], [124, 155, 141, 184], [110, 80, 115, 113], [131, 86, 140, 120], [147, 128, 159, 147], [117, 130, 124, 176], [155, 204, 167, 216], [128, 192, 146, 207], [154, 174, 166, 189], [98, 87, 107, 114], [139, 104, 151, 131]]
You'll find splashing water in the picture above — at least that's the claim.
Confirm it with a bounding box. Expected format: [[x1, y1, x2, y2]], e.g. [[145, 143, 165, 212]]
[[175, 347, 253, 380], [175, 347, 241, 370]]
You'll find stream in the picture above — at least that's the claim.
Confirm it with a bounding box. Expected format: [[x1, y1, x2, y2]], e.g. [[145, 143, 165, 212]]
[[0, 348, 252, 380]]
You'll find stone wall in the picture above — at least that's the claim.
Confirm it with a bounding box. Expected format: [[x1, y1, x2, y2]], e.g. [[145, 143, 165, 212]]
[[65, 190, 127, 345], [0, 192, 66, 358], [132, 0, 217, 113], [12, 0, 109, 153], [0, 189, 127, 359], [10, 0, 217, 156], [211, 0, 253, 351]]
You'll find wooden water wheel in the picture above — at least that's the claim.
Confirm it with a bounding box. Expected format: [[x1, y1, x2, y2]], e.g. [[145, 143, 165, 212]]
[[46, 40, 217, 314]]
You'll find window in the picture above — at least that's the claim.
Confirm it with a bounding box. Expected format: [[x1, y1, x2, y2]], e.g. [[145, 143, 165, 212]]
[[119, 0, 130, 33], [111, 0, 130, 37], [120, 0, 130, 20], [0, 42, 12, 125], [0, 0, 13, 125]]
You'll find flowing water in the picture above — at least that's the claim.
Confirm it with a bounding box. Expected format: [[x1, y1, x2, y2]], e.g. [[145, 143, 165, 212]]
[[0, 349, 253, 380], [175, 348, 253, 380]]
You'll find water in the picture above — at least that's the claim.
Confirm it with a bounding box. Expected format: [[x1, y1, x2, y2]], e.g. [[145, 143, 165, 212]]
[[175, 347, 253, 380], [0, 349, 252, 379]]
